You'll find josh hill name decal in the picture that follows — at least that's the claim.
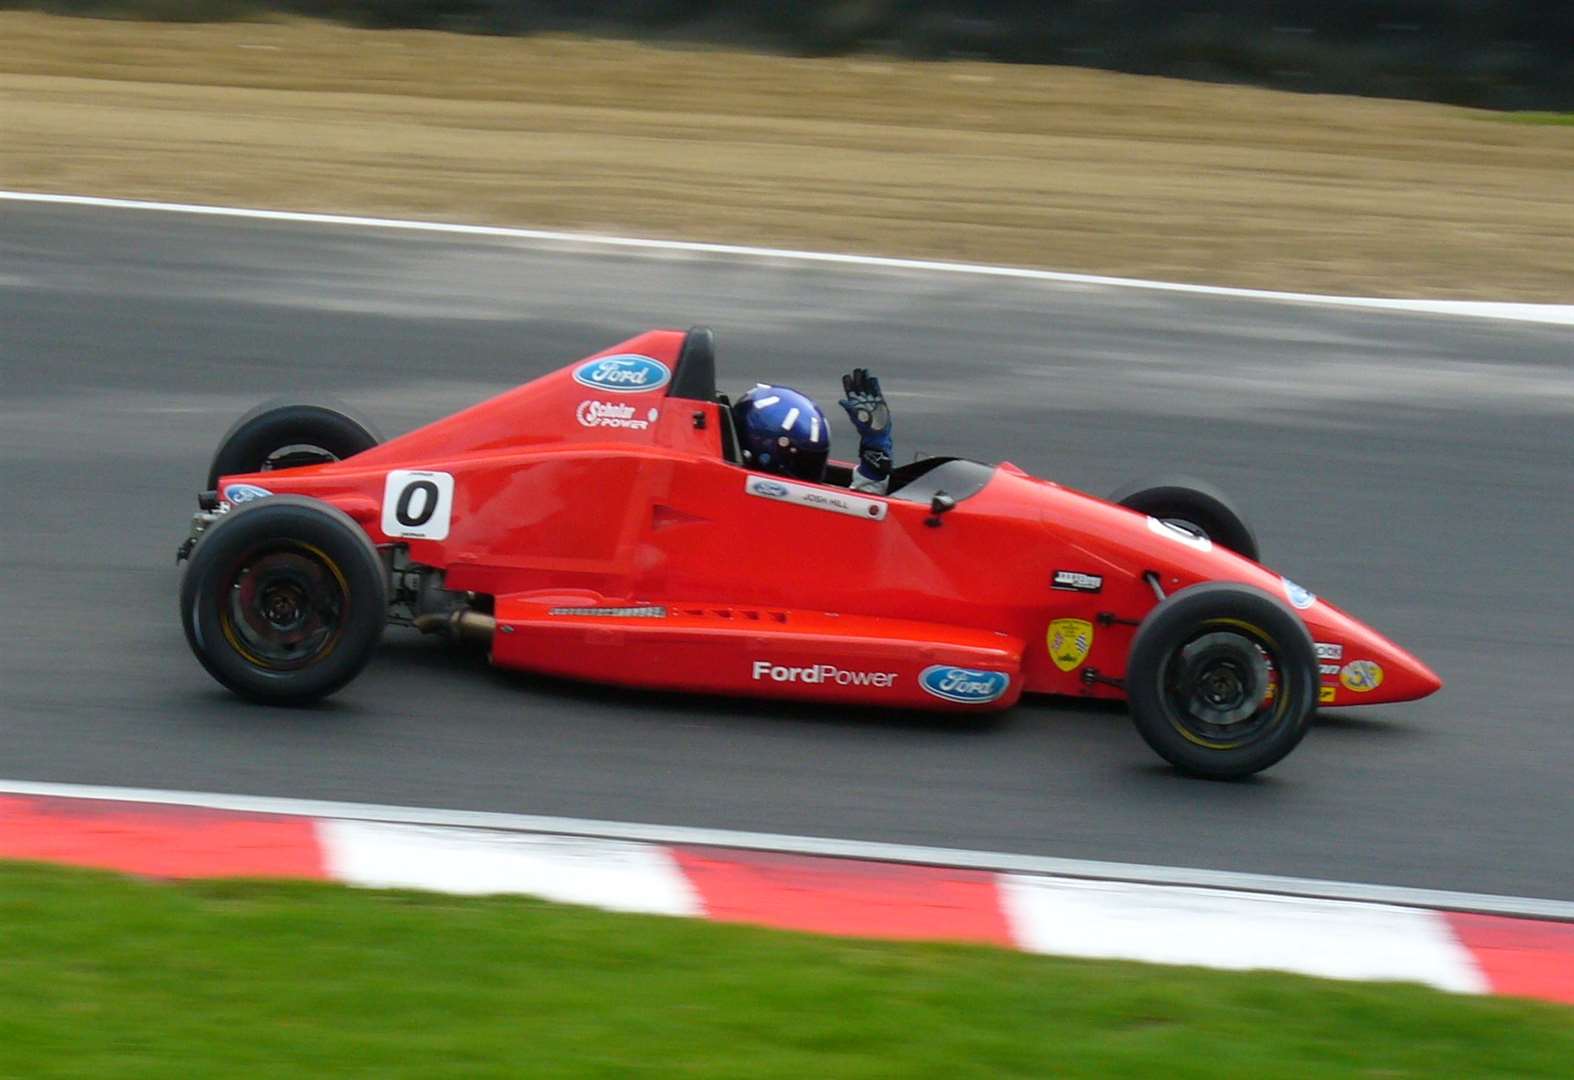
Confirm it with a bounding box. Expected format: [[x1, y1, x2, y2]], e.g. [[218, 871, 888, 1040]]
[[743, 476, 887, 521]]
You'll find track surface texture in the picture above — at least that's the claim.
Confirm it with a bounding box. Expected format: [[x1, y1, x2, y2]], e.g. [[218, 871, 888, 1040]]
[[3, 202, 1571, 899]]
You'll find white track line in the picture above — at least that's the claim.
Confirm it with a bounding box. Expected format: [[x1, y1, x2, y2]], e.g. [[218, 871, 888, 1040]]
[[2, 778, 1569, 920], [4, 191, 1571, 325]]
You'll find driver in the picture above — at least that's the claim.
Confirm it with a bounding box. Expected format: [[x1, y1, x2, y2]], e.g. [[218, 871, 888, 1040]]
[[732, 369, 893, 494]]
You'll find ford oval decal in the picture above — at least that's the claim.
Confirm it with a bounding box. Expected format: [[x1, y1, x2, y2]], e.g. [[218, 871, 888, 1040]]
[[223, 483, 273, 504], [751, 479, 789, 498], [1281, 576, 1316, 610], [572, 354, 671, 394], [919, 665, 1010, 704]]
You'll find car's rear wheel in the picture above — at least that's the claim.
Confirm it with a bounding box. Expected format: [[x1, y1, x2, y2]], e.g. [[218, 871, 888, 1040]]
[[181, 495, 386, 704], [1110, 477, 1259, 561], [1125, 582, 1317, 779], [206, 400, 381, 490]]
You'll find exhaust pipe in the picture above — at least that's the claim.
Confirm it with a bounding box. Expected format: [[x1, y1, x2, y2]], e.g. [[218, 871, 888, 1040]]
[[414, 608, 496, 646]]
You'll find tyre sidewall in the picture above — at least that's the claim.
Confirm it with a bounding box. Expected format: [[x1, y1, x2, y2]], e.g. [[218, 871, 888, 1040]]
[[206, 401, 382, 490], [1111, 479, 1260, 562], [1126, 582, 1317, 778], [180, 496, 386, 704]]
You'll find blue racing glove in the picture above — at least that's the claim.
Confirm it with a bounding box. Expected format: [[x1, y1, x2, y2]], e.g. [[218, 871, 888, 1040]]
[[838, 368, 893, 493]]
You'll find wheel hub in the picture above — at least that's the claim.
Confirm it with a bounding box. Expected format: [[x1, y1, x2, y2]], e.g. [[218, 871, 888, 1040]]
[[223, 546, 345, 670], [1177, 631, 1270, 727], [1200, 666, 1244, 707], [259, 583, 307, 629]]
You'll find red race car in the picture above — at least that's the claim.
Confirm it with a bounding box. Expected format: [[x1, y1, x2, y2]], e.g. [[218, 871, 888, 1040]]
[[177, 327, 1441, 778]]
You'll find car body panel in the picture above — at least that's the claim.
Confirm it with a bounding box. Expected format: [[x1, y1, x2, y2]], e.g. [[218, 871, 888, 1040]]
[[211, 329, 1442, 712]]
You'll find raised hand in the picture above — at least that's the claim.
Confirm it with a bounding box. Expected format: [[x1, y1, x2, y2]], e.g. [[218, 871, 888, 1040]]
[[838, 368, 893, 491], [838, 368, 891, 437]]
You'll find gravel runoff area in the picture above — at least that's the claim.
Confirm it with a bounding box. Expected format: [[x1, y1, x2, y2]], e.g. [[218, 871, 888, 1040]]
[[2, 12, 1572, 301]]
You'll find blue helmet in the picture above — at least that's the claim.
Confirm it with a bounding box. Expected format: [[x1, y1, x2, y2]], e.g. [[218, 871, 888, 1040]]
[[732, 384, 830, 482]]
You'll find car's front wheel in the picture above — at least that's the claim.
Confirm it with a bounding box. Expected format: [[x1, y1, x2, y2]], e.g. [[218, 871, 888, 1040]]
[[1125, 582, 1317, 779], [180, 495, 386, 704]]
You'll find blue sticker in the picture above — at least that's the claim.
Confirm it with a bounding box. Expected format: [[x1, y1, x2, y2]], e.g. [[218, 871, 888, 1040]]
[[223, 483, 273, 504], [750, 479, 789, 498], [572, 354, 671, 394], [919, 665, 1011, 704], [1282, 577, 1316, 610]]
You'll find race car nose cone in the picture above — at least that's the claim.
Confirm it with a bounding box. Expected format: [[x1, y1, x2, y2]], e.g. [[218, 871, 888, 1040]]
[[1299, 600, 1444, 706], [1368, 644, 1444, 703], [1412, 656, 1444, 697]]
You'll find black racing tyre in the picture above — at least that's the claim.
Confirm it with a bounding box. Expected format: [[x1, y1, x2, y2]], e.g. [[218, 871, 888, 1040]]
[[206, 400, 382, 490], [1126, 582, 1317, 779], [1110, 477, 1260, 562], [180, 495, 386, 704]]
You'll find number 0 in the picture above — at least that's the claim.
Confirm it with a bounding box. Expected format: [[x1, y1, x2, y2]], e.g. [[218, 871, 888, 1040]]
[[395, 480, 439, 527], [381, 470, 453, 541]]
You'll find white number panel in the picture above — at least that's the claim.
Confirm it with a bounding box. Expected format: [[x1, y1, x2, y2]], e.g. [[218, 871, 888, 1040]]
[[381, 470, 455, 541]]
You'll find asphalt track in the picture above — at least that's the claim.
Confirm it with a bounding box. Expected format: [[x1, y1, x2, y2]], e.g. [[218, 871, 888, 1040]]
[[3, 201, 1571, 899]]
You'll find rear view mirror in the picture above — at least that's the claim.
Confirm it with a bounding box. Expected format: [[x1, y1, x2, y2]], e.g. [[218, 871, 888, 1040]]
[[926, 492, 956, 527]]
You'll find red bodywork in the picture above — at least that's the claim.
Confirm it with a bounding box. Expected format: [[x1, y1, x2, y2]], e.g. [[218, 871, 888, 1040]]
[[213, 330, 1442, 712]]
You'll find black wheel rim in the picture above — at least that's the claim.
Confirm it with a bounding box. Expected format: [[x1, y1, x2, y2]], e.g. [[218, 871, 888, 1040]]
[[220, 542, 348, 670], [262, 443, 340, 471], [1158, 622, 1288, 750]]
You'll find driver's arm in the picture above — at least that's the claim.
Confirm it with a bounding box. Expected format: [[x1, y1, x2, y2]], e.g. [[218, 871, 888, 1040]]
[[839, 369, 892, 495]]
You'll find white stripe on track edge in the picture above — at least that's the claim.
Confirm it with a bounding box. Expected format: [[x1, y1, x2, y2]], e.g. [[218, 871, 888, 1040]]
[[4, 190, 1571, 326], [317, 819, 702, 916], [997, 875, 1489, 992], [3, 778, 1569, 921]]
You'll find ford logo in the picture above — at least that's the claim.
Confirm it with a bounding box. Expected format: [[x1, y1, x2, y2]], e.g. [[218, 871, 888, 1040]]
[[223, 483, 273, 504], [919, 665, 1010, 704], [572, 354, 671, 394], [1281, 577, 1316, 610], [752, 480, 789, 498]]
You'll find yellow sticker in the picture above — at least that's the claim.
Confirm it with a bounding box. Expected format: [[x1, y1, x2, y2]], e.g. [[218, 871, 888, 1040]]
[[1320, 685, 1337, 704], [1047, 618, 1093, 673], [1340, 660, 1384, 693]]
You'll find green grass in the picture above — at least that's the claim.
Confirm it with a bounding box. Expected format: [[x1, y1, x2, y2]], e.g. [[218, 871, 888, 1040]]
[[1, 862, 1568, 1079], [1503, 112, 1574, 125]]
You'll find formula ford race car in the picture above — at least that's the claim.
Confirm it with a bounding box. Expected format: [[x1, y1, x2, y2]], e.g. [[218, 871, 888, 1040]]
[[176, 327, 1441, 778]]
